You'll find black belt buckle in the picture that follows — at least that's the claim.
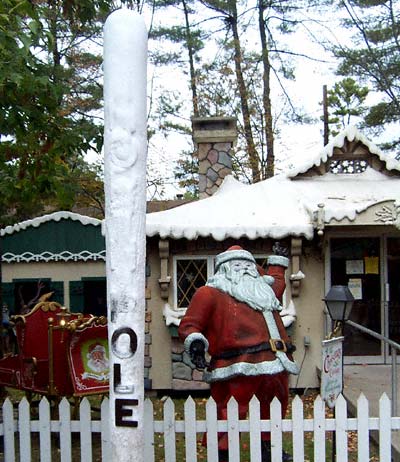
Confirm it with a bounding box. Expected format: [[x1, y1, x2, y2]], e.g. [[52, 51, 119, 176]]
[[269, 339, 287, 353]]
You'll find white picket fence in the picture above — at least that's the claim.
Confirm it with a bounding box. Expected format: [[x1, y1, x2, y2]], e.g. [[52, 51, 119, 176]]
[[1, 393, 399, 461]]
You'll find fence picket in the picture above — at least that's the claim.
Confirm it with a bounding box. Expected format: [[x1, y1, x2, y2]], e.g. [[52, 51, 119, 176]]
[[59, 397, 72, 462], [227, 397, 240, 462], [357, 393, 369, 461], [206, 397, 219, 462], [184, 396, 197, 462], [292, 395, 304, 462], [270, 397, 283, 461], [3, 398, 15, 462], [19, 398, 31, 462], [144, 398, 155, 462], [163, 397, 176, 462], [101, 398, 111, 462], [2, 392, 400, 462], [313, 395, 326, 461], [335, 395, 348, 462], [39, 397, 51, 462], [379, 393, 391, 462], [249, 396, 261, 462], [80, 397, 93, 462]]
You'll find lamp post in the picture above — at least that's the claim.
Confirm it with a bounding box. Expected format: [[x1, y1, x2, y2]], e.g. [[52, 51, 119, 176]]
[[322, 285, 354, 462], [323, 285, 355, 338]]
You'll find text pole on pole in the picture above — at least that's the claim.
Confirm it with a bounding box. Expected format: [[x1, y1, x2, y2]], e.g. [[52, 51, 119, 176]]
[[103, 9, 148, 461]]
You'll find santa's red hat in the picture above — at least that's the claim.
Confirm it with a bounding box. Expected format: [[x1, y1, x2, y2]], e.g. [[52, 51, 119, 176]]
[[215, 245, 256, 271]]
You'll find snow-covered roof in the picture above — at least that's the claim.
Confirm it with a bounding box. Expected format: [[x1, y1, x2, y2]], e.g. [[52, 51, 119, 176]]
[[1, 211, 102, 237], [146, 127, 400, 241], [146, 175, 313, 240], [286, 126, 399, 178]]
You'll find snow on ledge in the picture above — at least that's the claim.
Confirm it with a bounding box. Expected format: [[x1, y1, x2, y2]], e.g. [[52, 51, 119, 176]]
[[1, 211, 102, 236]]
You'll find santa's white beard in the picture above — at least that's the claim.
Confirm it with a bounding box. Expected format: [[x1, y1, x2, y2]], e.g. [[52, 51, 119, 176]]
[[207, 266, 281, 312]]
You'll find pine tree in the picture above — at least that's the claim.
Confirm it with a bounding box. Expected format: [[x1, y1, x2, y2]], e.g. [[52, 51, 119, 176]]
[[333, 0, 400, 149], [325, 77, 369, 136]]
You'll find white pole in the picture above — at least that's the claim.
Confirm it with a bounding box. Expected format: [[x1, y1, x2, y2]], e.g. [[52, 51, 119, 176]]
[[103, 9, 147, 461]]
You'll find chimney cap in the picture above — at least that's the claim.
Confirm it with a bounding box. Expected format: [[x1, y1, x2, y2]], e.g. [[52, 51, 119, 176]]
[[192, 116, 237, 144]]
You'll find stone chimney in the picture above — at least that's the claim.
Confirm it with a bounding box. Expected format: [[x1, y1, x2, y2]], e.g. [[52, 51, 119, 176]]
[[192, 116, 237, 199]]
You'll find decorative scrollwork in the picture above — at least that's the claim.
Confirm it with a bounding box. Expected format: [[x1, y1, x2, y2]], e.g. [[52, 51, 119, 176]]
[[375, 205, 396, 224], [329, 158, 368, 174]]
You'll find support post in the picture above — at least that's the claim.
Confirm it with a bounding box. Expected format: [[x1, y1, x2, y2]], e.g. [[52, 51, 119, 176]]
[[104, 9, 148, 462]]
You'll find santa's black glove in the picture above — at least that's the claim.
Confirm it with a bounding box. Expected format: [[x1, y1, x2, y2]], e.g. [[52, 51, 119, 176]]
[[273, 241, 289, 258], [189, 339, 207, 369]]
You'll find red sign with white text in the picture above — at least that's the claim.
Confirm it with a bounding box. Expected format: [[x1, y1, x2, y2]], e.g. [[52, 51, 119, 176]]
[[321, 336, 344, 408]]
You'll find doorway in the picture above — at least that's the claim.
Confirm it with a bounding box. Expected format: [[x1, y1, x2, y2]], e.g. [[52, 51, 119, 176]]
[[387, 238, 400, 350], [330, 237, 381, 360], [329, 235, 400, 364]]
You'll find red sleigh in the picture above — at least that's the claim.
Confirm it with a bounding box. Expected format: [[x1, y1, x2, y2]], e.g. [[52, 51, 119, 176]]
[[0, 299, 109, 398]]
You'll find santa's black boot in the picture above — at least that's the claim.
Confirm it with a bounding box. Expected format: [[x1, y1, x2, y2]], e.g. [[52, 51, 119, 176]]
[[218, 449, 229, 462], [261, 441, 293, 462], [261, 441, 271, 462], [282, 450, 293, 461]]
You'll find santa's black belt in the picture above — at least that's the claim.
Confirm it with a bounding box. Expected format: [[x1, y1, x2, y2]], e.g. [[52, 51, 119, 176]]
[[212, 339, 296, 361]]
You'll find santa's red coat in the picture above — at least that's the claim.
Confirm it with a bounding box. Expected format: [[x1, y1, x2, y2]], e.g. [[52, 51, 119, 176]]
[[178, 263, 297, 382]]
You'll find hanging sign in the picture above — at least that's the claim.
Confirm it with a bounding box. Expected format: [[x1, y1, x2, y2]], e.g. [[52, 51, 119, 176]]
[[321, 336, 344, 408]]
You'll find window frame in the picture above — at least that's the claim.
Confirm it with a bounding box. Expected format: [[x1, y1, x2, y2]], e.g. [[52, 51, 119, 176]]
[[173, 255, 215, 309]]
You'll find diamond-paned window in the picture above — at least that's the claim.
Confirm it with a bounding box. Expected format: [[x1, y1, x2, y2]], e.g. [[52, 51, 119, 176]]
[[329, 159, 368, 174], [174, 254, 270, 308], [176, 259, 208, 308]]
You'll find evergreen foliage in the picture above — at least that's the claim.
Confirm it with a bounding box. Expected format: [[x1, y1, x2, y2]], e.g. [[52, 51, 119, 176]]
[[333, 0, 400, 148], [325, 77, 369, 136]]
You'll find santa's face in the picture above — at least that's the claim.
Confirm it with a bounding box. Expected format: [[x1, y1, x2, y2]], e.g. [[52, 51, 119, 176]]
[[87, 345, 109, 373], [208, 258, 281, 312], [227, 259, 258, 284], [230, 259, 256, 273]]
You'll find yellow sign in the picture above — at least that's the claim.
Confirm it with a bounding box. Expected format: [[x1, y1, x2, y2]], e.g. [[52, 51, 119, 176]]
[[365, 256, 379, 274]]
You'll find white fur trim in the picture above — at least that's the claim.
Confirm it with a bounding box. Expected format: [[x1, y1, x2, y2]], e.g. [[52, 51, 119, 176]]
[[215, 249, 256, 270], [267, 255, 289, 268], [262, 275, 275, 285], [183, 332, 209, 354], [204, 357, 299, 382]]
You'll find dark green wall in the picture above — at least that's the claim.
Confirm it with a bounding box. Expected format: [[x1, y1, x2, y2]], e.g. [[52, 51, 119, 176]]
[[3, 219, 104, 255]]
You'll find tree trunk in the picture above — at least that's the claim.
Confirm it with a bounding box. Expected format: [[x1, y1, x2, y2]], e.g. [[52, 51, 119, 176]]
[[182, 0, 199, 117], [258, 0, 274, 178], [229, 2, 260, 182]]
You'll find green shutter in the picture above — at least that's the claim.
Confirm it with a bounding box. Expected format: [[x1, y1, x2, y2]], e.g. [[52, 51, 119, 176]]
[[1, 283, 15, 315], [50, 281, 64, 305], [69, 281, 84, 313]]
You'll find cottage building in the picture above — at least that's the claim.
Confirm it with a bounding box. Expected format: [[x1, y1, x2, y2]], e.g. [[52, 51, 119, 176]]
[[2, 120, 400, 392], [1, 212, 106, 315]]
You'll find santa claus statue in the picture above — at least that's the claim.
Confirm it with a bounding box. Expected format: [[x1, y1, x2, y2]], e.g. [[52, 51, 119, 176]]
[[179, 244, 298, 462]]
